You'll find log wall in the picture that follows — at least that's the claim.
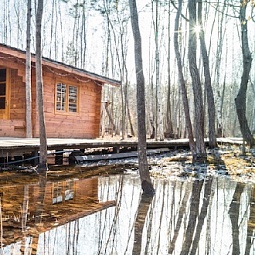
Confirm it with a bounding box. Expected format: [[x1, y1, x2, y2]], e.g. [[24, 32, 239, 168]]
[[32, 67, 102, 139], [0, 55, 103, 139]]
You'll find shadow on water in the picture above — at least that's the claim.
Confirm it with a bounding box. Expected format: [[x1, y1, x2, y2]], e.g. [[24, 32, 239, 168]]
[[0, 162, 255, 254]]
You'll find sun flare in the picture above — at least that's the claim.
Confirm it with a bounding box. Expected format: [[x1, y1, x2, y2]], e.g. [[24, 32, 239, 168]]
[[193, 24, 201, 34]]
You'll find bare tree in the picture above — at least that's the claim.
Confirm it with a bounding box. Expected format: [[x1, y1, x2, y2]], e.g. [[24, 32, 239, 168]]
[[165, 0, 173, 139], [198, 0, 217, 148], [36, 0, 48, 173], [174, 0, 195, 153], [129, 0, 154, 195], [26, 0, 32, 138], [188, 0, 206, 161], [152, 0, 164, 141], [235, 0, 254, 146], [212, 1, 227, 137]]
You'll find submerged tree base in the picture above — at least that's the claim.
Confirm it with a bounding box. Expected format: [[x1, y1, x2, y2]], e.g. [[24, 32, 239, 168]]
[[192, 153, 207, 164], [36, 163, 48, 174], [141, 180, 155, 196]]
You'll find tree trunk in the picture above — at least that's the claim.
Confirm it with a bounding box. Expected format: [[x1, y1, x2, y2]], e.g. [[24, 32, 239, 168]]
[[174, 0, 195, 153], [165, 0, 173, 139], [26, 0, 32, 138], [127, 97, 135, 136], [129, 0, 154, 196], [81, 1, 87, 69], [198, 0, 217, 148], [153, 0, 164, 141], [188, 0, 206, 161], [36, 0, 48, 173], [235, 1, 254, 146], [213, 1, 226, 136]]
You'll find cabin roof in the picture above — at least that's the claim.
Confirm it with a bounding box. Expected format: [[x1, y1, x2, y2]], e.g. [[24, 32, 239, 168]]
[[0, 43, 121, 87]]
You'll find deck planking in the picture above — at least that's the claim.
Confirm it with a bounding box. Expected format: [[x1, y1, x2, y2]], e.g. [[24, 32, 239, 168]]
[[0, 137, 243, 154]]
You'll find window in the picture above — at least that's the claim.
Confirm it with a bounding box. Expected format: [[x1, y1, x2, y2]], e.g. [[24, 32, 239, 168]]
[[56, 83, 66, 111], [68, 86, 78, 112], [56, 83, 78, 113], [0, 69, 6, 109]]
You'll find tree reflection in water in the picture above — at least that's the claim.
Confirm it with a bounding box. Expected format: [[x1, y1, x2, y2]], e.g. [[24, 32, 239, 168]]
[[32, 174, 47, 255], [132, 194, 153, 255], [245, 187, 255, 255], [229, 182, 245, 255], [180, 180, 204, 255], [1, 173, 255, 254]]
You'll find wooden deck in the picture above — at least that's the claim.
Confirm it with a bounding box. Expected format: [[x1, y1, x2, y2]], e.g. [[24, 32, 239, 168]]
[[0, 137, 243, 154], [0, 137, 244, 166]]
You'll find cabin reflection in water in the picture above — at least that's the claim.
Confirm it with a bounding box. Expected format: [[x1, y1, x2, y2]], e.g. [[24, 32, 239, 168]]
[[1, 174, 255, 255], [0, 176, 115, 253]]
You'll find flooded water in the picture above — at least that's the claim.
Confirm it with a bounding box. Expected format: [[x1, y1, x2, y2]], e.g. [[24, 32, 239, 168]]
[[0, 169, 255, 255]]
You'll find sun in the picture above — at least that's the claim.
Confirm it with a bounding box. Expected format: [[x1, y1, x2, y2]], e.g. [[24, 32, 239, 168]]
[[193, 24, 201, 35]]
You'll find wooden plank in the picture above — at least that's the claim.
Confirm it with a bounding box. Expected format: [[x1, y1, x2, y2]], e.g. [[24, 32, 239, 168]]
[[75, 148, 170, 163], [0, 137, 244, 157]]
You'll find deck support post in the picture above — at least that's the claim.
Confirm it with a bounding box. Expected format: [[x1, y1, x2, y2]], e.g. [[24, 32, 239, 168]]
[[113, 146, 120, 153], [32, 150, 39, 166], [55, 150, 64, 165]]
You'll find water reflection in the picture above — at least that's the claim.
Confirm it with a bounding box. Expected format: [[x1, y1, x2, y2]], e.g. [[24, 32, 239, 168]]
[[133, 195, 153, 255], [0, 172, 255, 255]]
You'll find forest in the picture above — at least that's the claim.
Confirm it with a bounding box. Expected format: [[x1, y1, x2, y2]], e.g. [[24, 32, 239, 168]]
[[1, 0, 255, 147], [2, 2, 255, 251]]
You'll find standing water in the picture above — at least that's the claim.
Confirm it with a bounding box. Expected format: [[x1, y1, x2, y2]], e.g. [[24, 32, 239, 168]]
[[0, 167, 254, 255]]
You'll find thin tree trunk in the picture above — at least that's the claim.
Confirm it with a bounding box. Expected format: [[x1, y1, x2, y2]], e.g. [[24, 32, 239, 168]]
[[148, 26, 155, 139], [49, 0, 55, 58], [129, 0, 154, 196], [198, 0, 217, 148], [26, 0, 32, 138], [153, 0, 164, 141], [213, 1, 226, 136], [127, 97, 135, 136], [36, 0, 48, 172], [81, 1, 86, 69], [165, 0, 173, 139], [235, 0, 254, 146], [105, 102, 116, 132], [174, 0, 195, 153]]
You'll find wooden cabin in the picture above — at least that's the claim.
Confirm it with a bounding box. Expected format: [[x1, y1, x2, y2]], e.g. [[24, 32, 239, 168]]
[[0, 43, 120, 138]]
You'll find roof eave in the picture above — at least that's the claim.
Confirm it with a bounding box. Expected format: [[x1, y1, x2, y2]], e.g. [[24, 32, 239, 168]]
[[0, 43, 121, 87]]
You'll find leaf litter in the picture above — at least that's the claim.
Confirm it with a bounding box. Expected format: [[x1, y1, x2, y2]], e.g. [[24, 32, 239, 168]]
[[148, 145, 255, 183]]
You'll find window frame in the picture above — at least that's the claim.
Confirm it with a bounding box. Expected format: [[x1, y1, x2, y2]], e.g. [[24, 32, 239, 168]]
[[0, 68, 10, 119], [55, 82, 79, 114]]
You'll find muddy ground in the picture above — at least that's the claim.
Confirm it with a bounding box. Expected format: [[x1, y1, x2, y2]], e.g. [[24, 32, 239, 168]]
[[0, 144, 254, 186]]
